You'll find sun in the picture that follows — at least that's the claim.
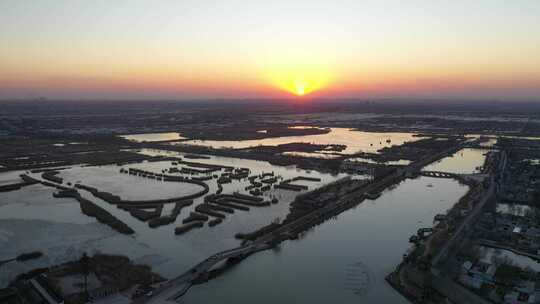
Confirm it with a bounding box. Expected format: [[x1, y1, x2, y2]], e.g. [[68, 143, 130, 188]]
[[273, 74, 328, 97], [294, 82, 306, 96], [262, 58, 332, 97]]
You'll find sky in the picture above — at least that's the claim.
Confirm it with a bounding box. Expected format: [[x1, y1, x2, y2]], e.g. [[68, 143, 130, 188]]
[[1, 0, 540, 100]]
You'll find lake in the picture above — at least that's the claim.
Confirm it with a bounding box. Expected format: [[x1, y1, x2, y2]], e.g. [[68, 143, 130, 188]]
[[0, 151, 347, 287], [176, 128, 421, 154]]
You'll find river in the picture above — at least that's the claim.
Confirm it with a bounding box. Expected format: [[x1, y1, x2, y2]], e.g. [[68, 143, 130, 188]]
[[181, 176, 469, 304]]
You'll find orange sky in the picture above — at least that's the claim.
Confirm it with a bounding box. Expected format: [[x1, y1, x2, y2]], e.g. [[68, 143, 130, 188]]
[[1, 1, 539, 100]]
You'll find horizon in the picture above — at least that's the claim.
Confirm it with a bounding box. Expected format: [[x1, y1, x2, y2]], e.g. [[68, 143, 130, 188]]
[[1, 1, 540, 100], [2, 96, 540, 103], [3, 3, 540, 302], [3, 97, 540, 116]]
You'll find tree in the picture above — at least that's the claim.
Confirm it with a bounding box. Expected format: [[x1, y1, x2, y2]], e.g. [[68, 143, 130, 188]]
[[494, 263, 521, 286]]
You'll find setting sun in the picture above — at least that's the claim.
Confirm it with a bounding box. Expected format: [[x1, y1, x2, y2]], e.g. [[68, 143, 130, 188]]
[[264, 67, 332, 96], [260, 53, 333, 97], [294, 82, 306, 96]]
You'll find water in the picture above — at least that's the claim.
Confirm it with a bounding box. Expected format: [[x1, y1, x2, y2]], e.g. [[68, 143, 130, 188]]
[[0, 151, 347, 287], [176, 128, 420, 154], [120, 132, 185, 142], [181, 176, 469, 304], [282, 151, 341, 159], [1, 146, 473, 301], [0, 170, 25, 186], [346, 157, 411, 166], [422, 148, 488, 174], [0, 182, 141, 286], [0, 184, 93, 225], [479, 138, 497, 148], [60, 165, 205, 201]]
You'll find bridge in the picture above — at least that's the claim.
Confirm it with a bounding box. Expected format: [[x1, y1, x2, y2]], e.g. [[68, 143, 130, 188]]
[[420, 171, 489, 185], [420, 171, 458, 179], [140, 243, 270, 304]]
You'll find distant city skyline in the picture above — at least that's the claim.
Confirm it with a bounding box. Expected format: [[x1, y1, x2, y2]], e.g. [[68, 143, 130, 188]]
[[1, 0, 539, 100]]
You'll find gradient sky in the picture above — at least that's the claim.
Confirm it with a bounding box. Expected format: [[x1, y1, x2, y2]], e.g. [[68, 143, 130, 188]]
[[1, 0, 540, 100]]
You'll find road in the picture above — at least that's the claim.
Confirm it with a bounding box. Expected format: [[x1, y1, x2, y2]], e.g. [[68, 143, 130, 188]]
[[431, 177, 495, 266], [140, 243, 270, 304], [429, 146, 502, 273]]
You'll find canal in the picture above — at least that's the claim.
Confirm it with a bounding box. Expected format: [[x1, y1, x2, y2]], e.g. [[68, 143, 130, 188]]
[[181, 176, 469, 303]]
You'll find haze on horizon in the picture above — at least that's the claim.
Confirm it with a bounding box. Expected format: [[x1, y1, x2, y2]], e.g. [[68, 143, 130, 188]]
[[1, 0, 539, 101]]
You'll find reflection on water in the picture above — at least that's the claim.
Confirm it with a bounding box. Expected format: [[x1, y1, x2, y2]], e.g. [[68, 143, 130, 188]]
[[176, 128, 420, 154], [479, 138, 497, 148], [0, 184, 93, 225], [182, 176, 469, 304], [60, 166, 205, 201], [423, 148, 488, 174], [282, 151, 341, 159], [0, 170, 25, 186], [1, 147, 472, 299], [346, 157, 411, 166], [0, 151, 348, 287], [120, 132, 185, 142]]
